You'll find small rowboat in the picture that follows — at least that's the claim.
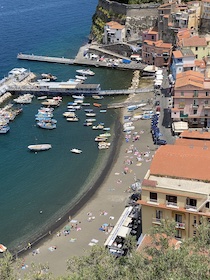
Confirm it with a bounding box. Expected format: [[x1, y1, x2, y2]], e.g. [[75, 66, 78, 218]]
[[0, 244, 7, 253], [93, 103, 101, 108]]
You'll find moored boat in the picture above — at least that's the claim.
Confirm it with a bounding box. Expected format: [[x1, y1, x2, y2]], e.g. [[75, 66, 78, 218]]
[[100, 109, 107, 113], [93, 103, 101, 108], [95, 136, 108, 142], [86, 113, 96, 117], [66, 117, 79, 122], [28, 144, 52, 151], [75, 75, 87, 81], [92, 95, 104, 100], [37, 122, 56, 129], [76, 69, 95, 76], [0, 125, 10, 134], [70, 148, 82, 154]]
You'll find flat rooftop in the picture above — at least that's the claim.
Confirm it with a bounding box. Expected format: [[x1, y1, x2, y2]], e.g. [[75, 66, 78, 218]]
[[149, 175, 210, 195]]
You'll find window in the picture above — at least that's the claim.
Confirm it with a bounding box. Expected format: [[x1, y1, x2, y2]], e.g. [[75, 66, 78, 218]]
[[181, 92, 184, 96], [193, 109, 197, 114], [196, 55, 198, 59], [150, 192, 157, 202], [206, 92, 209, 97], [175, 229, 182, 239], [186, 198, 197, 209], [193, 216, 197, 225], [175, 214, 182, 223], [195, 47, 198, 51], [193, 230, 197, 236], [194, 90, 198, 97], [166, 195, 177, 206], [156, 210, 163, 220], [206, 202, 210, 208], [204, 100, 208, 105]]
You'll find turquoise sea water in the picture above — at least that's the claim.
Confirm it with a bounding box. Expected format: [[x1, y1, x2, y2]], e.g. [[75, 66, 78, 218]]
[[0, 0, 132, 251]]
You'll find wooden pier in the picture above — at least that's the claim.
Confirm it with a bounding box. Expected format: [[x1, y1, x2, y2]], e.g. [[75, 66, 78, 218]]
[[17, 53, 75, 65]]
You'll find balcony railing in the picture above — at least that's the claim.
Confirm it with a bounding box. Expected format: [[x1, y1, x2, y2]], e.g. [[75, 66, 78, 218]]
[[152, 218, 162, 224], [147, 199, 159, 204], [186, 205, 197, 211], [166, 201, 178, 208], [175, 222, 185, 229]]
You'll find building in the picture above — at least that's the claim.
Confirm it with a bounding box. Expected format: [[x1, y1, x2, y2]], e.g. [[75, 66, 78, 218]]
[[142, 40, 172, 68], [179, 35, 208, 60], [142, 28, 159, 42], [171, 49, 195, 79], [201, 0, 210, 19], [171, 70, 210, 127], [138, 143, 210, 240], [103, 21, 126, 44]]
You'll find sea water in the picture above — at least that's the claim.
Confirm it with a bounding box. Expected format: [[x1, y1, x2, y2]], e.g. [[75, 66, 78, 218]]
[[0, 0, 132, 251]]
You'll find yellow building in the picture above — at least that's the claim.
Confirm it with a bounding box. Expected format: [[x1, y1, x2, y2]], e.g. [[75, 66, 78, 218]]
[[138, 142, 210, 240], [180, 35, 208, 60]]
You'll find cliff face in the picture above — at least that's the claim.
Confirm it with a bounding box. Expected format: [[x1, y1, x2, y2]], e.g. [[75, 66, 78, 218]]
[[90, 0, 159, 42]]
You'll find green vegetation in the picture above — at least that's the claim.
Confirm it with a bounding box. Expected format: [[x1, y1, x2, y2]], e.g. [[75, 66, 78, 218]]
[[1, 220, 209, 279]]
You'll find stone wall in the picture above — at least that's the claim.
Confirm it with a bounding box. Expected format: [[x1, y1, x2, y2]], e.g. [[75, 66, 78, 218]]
[[91, 0, 159, 42]]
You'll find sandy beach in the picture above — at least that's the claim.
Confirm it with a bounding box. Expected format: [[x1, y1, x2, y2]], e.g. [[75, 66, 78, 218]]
[[19, 89, 156, 278]]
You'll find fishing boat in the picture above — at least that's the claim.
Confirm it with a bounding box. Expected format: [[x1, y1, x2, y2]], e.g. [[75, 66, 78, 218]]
[[37, 122, 56, 129], [75, 75, 87, 81], [76, 69, 95, 76], [0, 244, 7, 253], [28, 144, 52, 151], [92, 95, 104, 100], [70, 148, 82, 154], [93, 103, 101, 108]]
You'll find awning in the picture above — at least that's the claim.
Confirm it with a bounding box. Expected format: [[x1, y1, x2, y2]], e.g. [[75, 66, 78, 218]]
[[123, 217, 132, 227], [117, 226, 131, 238]]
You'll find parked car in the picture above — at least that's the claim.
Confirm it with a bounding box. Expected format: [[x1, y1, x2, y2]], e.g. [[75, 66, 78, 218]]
[[155, 100, 160, 106]]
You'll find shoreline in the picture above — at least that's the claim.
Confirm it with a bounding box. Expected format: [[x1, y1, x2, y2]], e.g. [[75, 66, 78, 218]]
[[15, 109, 123, 257], [19, 89, 156, 277]]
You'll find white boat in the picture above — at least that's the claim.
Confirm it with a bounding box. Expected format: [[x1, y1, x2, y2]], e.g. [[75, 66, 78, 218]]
[[86, 113, 96, 117], [0, 244, 7, 253], [86, 118, 96, 122], [95, 136, 108, 142], [37, 96, 48, 100], [100, 109, 107, 113], [41, 73, 57, 81], [76, 69, 95, 76], [28, 144, 52, 151], [98, 142, 111, 149], [92, 95, 104, 100], [71, 148, 82, 154], [66, 117, 79, 122], [63, 112, 76, 118], [72, 94, 84, 100], [75, 75, 87, 81]]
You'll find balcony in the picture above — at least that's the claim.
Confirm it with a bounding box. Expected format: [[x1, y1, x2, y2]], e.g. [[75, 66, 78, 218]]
[[175, 222, 185, 229], [203, 104, 210, 109], [152, 218, 162, 225], [147, 199, 159, 205], [186, 205, 197, 211], [180, 113, 188, 118], [166, 201, 179, 208]]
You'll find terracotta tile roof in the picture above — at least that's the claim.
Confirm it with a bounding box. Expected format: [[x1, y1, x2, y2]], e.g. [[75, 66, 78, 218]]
[[195, 59, 206, 68], [137, 234, 180, 253], [177, 29, 191, 41], [158, 2, 175, 9], [180, 130, 210, 140], [173, 50, 183, 58], [150, 144, 210, 181], [106, 21, 124, 30], [182, 36, 207, 47], [175, 70, 204, 88], [175, 138, 210, 147]]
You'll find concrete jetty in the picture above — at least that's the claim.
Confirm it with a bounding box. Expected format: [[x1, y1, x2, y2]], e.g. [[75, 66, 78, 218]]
[[17, 53, 74, 65]]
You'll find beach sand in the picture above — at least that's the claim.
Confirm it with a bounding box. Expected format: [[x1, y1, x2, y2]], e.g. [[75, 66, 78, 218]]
[[20, 91, 156, 277]]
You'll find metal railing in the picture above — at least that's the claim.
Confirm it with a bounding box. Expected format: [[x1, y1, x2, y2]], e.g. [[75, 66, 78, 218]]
[[166, 201, 178, 208]]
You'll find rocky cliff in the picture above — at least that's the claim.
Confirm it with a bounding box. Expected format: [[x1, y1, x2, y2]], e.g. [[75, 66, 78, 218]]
[[90, 0, 160, 42]]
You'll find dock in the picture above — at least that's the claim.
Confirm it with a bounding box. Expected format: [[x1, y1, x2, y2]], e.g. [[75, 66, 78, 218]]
[[17, 53, 75, 65]]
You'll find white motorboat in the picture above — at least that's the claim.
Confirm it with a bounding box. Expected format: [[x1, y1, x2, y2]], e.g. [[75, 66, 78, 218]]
[[75, 75, 87, 81], [28, 144, 52, 151], [72, 94, 84, 100], [66, 117, 79, 122], [71, 148, 82, 154], [92, 95, 104, 100], [86, 113, 96, 117], [76, 69, 95, 76]]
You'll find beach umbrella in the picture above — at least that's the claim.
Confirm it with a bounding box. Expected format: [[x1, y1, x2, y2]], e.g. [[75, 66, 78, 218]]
[[64, 225, 71, 231]]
